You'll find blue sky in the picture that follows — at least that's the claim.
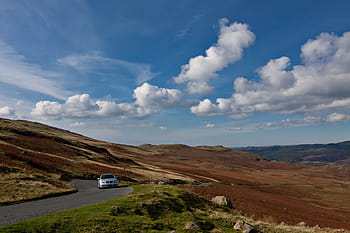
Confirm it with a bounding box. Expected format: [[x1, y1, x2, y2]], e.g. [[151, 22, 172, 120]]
[[1, 0, 350, 146]]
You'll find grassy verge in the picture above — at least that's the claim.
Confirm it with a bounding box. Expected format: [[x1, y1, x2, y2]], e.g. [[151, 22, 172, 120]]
[[0, 185, 348, 233], [0, 170, 76, 206]]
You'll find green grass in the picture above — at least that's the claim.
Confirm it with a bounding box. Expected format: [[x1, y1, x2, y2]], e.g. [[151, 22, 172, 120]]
[[0, 170, 75, 205], [0, 185, 242, 233], [1, 184, 343, 233]]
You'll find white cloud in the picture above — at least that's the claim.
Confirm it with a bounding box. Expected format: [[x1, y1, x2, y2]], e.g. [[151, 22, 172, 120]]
[[31, 82, 185, 121], [31, 94, 98, 118], [303, 115, 323, 124], [96, 100, 155, 119], [226, 127, 242, 131], [175, 14, 203, 39], [31, 94, 155, 120], [0, 106, 15, 117], [0, 41, 70, 100], [16, 100, 24, 106], [58, 52, 159, 84], [258, 118, 300, 129], [204, 123, 216, 128], [191, 97, 252, 119], [159, 126, 168, 131], [326, 113, 348, 123], [257, 113, 349, 130], [174, 18, 255, 94], [69, 122, 86, 127], [191, 31, 350, 118], [122, 122, 159, 128], [133, 82, 183, 108]]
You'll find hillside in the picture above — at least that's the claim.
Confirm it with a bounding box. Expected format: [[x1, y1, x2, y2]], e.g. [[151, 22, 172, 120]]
[[236, 141, 350, 166], [0, 118, 194, 204], [1, 118, 350, 230]]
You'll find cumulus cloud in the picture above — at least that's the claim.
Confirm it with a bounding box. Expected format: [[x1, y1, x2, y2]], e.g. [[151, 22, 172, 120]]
[[0, 106, 15, 117], [174, 18, 255, 94], [31, 94, 155, 120], [191, 31, 350, 118], [31, 82, 187, 120], [133, 82, 183, 108], [0, 41, 70, 100], [58, 52, 158, 84]]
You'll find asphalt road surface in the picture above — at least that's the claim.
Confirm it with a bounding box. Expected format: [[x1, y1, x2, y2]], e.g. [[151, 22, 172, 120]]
[[0, 180, 133, 226]]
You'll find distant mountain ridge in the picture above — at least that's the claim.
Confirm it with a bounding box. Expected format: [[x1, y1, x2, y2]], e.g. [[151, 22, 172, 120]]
[[236, 141, 350, 166]]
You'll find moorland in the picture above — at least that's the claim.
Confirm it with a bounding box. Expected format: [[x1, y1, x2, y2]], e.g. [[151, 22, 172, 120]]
[[0, 118, 349, 231]]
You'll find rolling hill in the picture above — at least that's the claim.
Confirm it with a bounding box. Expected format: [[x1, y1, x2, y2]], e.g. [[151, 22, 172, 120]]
[[236, 141, 350, 166], [1, 118, 350, 230]]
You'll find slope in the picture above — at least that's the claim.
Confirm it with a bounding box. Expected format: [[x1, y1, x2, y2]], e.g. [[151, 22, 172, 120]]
[[0, 118, 192, 204], [1, 118, 350, 230]]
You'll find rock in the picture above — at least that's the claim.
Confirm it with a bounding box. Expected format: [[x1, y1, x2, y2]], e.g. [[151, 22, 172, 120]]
[[184, 221, 199, 230], [157, 181, 165, 185], [211, 196, 233, 208], [297, 222, 308, 227], [234, 220, 255, 233]]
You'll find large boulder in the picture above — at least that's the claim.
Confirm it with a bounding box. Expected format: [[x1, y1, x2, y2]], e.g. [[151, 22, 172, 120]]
[[211, 196, 233, 209], [233, 220, 255, 233]]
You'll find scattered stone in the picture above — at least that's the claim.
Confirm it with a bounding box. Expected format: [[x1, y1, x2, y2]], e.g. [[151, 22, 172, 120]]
[[211, 196, 233, 209], [297, 222, 308, 227], [184, 221, 199, 230], [157, 181, 165, 185], [110, 206, 127, 216], [233, 220, 255, 233], [279, 221, 287, 226]]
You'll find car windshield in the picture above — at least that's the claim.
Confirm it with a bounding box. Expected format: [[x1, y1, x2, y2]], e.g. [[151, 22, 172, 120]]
[[101, 174, 115, 179]]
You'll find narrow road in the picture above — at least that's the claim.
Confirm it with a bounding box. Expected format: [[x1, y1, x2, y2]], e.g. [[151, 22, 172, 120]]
[[0, 180, 133, 226]]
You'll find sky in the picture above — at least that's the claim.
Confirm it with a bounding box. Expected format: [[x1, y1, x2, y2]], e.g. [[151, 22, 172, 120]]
[[0, 0, 350, 147]]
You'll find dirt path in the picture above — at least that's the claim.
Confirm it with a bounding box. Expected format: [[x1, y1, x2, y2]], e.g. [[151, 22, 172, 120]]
[[0, 180, 133, 226]]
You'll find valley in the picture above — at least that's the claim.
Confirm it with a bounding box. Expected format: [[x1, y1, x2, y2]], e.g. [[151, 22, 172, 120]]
[[1, 118, 350, 230]]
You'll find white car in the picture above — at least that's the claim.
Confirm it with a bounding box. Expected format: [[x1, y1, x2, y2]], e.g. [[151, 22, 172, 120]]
[[97, 174, 118, 188]]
